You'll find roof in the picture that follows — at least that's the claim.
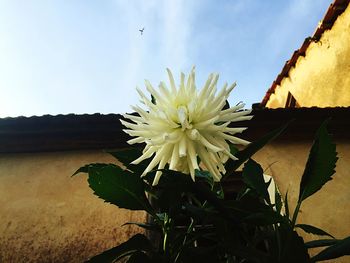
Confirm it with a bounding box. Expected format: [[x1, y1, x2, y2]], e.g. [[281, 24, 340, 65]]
[[261, 0, 350, 107], [0, 107, 349, 154]]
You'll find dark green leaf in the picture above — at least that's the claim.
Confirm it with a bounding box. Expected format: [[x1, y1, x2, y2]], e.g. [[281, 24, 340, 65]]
[[305, 239, 339, 249], [126, 251, 152, 263], [122, 222, 161, 232], [244, 210, 285, 225], [229, 143, 239, 156], [151, 94, 156, 104], [275, 184, 283, 214], [225, 121, 291, 175], [72, 163, 114, 176], [296, 224, 334, 238], [298, 119, 338, 202], [179, 246, 220, 263], [278, 226, 310, 263], [284, 191, 290, 220], [87, 234, 153, 263], [87, 165, 153, 213], [223, 100, 230, 110], [311, 236, 350, 262], [195, 169, 214, 186], [224, 196, 274, 223], [182, 203, 219, 220], [152, 169, 192, 212], [242, 159, 270, 203], [223, 245, 270, 263], [107, 148, 148, 174], [190, 181, 236, 222]]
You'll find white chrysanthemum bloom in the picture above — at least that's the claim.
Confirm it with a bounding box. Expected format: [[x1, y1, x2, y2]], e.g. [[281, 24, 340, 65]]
[[121, 68, 252, 186]]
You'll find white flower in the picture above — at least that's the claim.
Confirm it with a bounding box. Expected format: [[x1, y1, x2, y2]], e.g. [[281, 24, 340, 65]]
[[121, 68, 252, 186]]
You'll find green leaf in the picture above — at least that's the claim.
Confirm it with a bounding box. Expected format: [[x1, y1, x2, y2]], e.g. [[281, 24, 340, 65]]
[[190, 181, 235, 222], [152, 169, 192, 212], [229, 143, 239, 156], [225, 196, 275, 224], [195, 169, 214, 186], [298, 119, 338, 202], [179, 246, 220, 263], [87, 234, 153, 263], [275, 184, 283, 214], [244, 210, 285, 225], [122, 222, 161, 232], [225, 121, 291, 175], [107, 148, 148, 174], [72, 163, 114, 176], [126, 251, 152, 263], [87, 165, 153, 213], [151, 94, 156, 104], [296, 224, 334, 238], [305, 239, 339, 249], [311, 236, 350, 262], [242, 159, 270, 203], [223, 100, 230, 110], [284, 191, 290, 220], [182, 203, 219, 221], [278, 226, 311, 263], [223, 245, 270, 263]]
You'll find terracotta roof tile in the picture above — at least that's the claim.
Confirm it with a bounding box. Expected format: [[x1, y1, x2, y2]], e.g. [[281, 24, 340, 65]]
[[261, 0, 350, 106]]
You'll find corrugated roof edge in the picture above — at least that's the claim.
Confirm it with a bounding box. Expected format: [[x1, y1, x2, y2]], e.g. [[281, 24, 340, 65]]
[[0, 107, 349, 154], [261, 0, 350, 106]]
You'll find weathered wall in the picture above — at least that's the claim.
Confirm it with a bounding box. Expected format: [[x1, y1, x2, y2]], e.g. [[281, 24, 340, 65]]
[[0, 151, 146, 263], [1, 144, 349, 262], [266, 5, 350, 108], [253, 140, 350, 263]]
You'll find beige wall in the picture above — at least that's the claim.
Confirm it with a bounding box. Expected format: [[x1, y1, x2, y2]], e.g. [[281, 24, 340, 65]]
[[1, 142, 349, 262], [253, 140, 350, 263], [266, 6, 350, 108], [0, 151, 146, 263]]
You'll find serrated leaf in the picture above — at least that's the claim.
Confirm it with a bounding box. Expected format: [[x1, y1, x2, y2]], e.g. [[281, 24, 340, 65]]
[[298, 120, 338, 202], [242, 159, 270, 203], [87, 234, 153, 263], [72, 163, 114, 176], [278, 226, 310, 263], [107, 148, 148, 174], [296, 224, 334, 238], [225, 121, 291, 175], [305, 239, 339, 249], [311, 236, 350, 262], [87, 165, 153, 213]]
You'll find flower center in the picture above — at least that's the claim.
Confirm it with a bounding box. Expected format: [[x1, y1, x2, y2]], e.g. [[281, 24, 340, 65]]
[[177, 105, 192, 131]]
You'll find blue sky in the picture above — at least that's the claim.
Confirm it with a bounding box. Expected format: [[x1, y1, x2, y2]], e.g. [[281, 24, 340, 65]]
[[0, 0, 330, 117]]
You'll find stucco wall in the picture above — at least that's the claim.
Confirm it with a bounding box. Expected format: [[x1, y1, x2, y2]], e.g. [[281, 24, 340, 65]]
[[266, 5, 350, 108], [0, 151, 146, 262], [253, 140, 350, 263], [1, 142, 349, 262]]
